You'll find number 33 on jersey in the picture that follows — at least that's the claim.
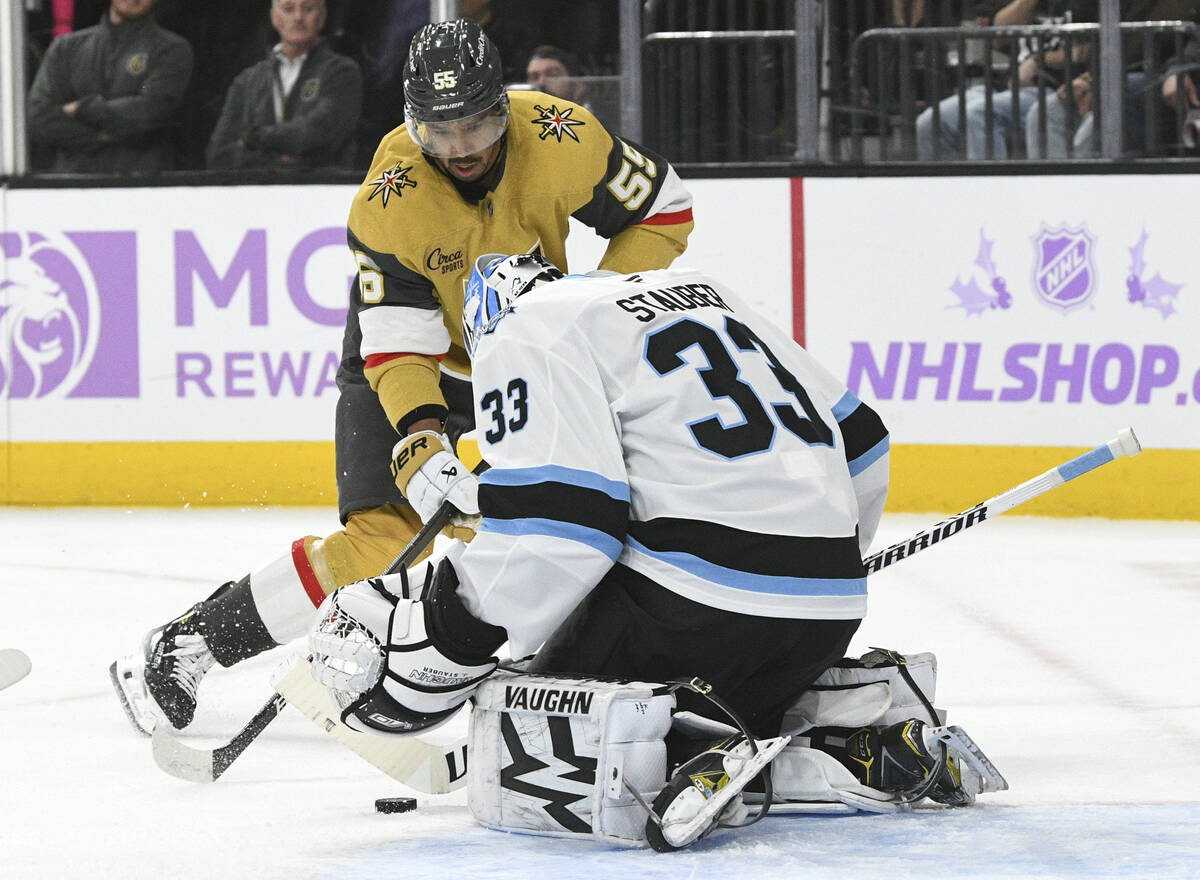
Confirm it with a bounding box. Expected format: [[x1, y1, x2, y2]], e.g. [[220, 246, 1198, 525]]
[[464, 267, 891, 649]]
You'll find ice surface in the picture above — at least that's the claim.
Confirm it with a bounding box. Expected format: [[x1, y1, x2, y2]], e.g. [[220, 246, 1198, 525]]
[[1, 508, 1198, 879]]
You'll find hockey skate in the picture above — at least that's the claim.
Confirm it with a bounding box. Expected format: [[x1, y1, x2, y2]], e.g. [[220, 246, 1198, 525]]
[[110, 603, 217, 735], [809, 718, 997, 806], [645, 734, 789, 852]]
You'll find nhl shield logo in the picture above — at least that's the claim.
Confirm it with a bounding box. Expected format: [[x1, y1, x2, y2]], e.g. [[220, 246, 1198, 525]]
[[1032, 223, 1096, 312]]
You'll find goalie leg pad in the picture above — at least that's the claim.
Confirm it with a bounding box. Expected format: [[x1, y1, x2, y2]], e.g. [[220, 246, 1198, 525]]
[[762, 742, 905, 814], [781, 649, 942, 734], [468, 672, 675, 846]]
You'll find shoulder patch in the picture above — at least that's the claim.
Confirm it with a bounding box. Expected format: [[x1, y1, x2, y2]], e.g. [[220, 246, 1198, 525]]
[[366, 162, 418, 207], [530, 102, 586, 143]]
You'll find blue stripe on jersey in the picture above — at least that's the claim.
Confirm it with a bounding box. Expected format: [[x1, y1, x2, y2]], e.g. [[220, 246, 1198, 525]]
[[481, 516, 625, 561], [831, 390, 862, 421], [848, 435, 890, 476], [480, 465, 630, 503], [626, 536, 867, 597]]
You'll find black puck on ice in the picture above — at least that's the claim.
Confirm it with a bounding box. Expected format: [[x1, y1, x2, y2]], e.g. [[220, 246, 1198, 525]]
[[375, 797, 417, 814]]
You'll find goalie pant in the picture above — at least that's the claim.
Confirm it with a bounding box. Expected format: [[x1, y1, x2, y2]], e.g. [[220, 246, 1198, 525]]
[[527, 563, 861, 743]]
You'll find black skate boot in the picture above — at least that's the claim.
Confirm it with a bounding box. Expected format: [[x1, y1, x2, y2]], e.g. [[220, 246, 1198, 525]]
[[141, 603, 217, 730], [111, 576, 283, 735], [809, 719, 971, 806]]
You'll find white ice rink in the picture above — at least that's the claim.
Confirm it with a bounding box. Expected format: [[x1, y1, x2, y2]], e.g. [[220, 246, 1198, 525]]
[[2, 507, 1198, 880]]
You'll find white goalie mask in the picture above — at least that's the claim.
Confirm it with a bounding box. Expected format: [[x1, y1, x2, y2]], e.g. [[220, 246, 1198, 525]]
[[462, 252, 564, 357]]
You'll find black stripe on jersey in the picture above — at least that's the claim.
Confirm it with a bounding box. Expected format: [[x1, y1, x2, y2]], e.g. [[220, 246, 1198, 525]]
[[628, 518, 866, 580], [838, 400, 888, 464], [347, 228, 440, 310], [572, 135, 675, 237], [479, 480, 629, 543]]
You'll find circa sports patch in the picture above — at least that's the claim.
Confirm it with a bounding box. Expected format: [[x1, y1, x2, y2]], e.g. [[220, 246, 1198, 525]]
[[531, 103, 585, 143], [367, 162, 418, 207]]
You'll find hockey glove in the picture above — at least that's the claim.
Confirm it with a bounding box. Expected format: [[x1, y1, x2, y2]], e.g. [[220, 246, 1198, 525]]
[[309, 559, 505, 737], [391, 431, 480, 533]]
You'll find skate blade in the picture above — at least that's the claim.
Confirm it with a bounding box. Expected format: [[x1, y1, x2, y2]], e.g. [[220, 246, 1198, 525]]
[[929, 725, 1008, 793], [657, 735, 791, 849], [108, 657, 159, 737]]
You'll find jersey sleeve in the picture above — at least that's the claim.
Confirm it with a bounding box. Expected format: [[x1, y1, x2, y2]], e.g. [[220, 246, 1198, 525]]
[[454, 322, 629, 659], [347, 227, 449, 432], [830, 390, 890, 553], [570, 132, 694, 272]]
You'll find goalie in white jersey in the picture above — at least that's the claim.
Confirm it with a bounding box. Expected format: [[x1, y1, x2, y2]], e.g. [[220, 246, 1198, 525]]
[[311, 254, 997, 849], [453, 255, 887, 702]]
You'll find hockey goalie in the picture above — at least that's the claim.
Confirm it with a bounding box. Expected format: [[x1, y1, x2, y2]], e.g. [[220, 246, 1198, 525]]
[[307, 254, 1007, 851]]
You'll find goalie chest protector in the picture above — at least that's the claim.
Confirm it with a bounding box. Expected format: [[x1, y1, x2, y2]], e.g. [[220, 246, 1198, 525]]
[[468, 673, 675, 845]]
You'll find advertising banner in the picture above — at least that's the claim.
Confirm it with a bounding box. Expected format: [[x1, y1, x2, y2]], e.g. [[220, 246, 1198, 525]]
[[0, 180, 792, 504], [804, 175, 1199, 452]]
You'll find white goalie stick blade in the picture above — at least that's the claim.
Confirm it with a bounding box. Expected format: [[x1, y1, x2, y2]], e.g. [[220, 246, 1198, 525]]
[[929, 725, 1009, 795], [0, 648, 32, 691], [273, 656, 469, 795]]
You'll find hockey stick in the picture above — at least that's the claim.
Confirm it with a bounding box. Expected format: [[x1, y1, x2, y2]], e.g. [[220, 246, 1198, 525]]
[[863, 427, 1141, 573], [151, 499, 457, 784], [0, 648, 32, 692]]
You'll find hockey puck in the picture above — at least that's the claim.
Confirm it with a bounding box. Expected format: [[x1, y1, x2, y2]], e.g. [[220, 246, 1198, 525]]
[[375, 797, 417, 814]]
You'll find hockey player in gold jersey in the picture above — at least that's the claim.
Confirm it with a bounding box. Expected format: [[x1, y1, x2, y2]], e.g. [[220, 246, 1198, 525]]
[[110, 18, 694, 735]]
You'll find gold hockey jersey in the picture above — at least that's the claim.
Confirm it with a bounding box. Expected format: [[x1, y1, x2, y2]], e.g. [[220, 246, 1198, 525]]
[[345, 89, 694, 433]]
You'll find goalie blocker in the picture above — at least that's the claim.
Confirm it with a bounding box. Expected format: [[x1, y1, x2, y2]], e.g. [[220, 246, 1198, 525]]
[[466, 652, 1006, 849]]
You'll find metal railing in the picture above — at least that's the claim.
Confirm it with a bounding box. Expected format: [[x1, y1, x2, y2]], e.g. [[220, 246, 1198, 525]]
[[844, 21, 1197, 162]]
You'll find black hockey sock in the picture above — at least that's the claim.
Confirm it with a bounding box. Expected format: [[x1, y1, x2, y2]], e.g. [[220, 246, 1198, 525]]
[[196, 575, 280, 667]]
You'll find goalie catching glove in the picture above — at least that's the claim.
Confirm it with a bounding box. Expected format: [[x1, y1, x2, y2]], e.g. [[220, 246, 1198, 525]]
[[391, 431, 480, 533], [308, 558, 506, 736]]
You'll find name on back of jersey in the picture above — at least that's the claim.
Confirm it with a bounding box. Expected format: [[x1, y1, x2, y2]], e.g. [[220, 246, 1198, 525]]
[[615, 282, 732, 323]]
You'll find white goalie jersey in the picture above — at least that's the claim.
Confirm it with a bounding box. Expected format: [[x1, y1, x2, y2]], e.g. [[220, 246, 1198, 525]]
[[455, 268, 890, 658]]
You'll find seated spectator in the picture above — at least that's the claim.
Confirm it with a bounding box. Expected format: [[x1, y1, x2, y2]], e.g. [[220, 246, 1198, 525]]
[[1023, 2, 1200, 158], [525, 44, 589, 108], [915, 0, 1096, 161], [206, 0, 363, 172], [26, 0, 193, 175]]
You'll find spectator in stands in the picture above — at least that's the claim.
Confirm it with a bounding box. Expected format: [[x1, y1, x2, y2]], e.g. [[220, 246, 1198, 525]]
[[26, 0, 193, 174], [1161, 20, 1200, 151], [914, 0, 1097, 160], [1024, 1, 1200, 158], [206, 0, 363, 171], [525, 44, 589, 108]]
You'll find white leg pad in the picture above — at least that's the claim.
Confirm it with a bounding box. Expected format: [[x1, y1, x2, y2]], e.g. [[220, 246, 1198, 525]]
[[467, 672, 676, 846], [781, 650, 942, 734], [248, 552, 321, 645], [763, 742, 903, 814]]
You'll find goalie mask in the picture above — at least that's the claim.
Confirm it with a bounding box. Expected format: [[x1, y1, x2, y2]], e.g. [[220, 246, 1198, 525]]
[[404, 19, 509, 158], [462, 253, 565, 357]]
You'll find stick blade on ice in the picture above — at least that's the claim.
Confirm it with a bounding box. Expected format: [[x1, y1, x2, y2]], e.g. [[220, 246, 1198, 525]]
[[151, 726, 217, 783], [0, 648, 32, 691]]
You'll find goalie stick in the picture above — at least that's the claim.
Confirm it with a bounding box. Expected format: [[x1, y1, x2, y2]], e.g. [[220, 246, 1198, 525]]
[[0, 648, 32, 691], [863, 427, 1141, 573], [151, 500, 457, 784]]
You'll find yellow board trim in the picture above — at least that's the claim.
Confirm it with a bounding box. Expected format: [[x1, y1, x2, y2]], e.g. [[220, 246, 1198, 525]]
[[890, 443, 1196, 520], [1, 441, 1194, 519]]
